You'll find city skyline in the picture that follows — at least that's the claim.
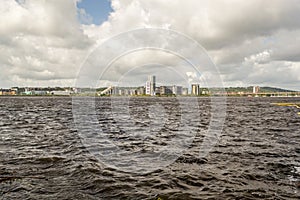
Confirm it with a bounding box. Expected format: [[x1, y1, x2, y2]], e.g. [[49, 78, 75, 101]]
[[1, 74, 299, 97]]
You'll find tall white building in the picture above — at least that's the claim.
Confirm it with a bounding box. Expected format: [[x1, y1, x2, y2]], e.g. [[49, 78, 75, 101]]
[[191, 84, 200, 96], [145, 75, 156, 96], [253, 86, 260, 94]]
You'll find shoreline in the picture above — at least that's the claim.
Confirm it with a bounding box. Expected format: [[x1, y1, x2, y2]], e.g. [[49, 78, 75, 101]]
[[0, 95, 300, 98]]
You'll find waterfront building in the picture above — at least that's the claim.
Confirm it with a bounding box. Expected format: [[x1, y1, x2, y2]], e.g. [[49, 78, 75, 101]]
[[0, 89, 17, 96], [100, 86, 113, 95], [50, 91, 70, 96], [155, 87, 160, 95], [182, 87, 189, 95], [145, 75, 156, 96], [253, 86, 260, 94], [137, 87, 145, 95], [130, 89, 137, 96], [72, 88, 81, 93], [118, 88, 124, 96], [145, 81, 151, 95], [191, 84, 200, 96], [201, 89, 209, 95], [160, 86, 173, 95], [123, 89, 129, 96], [172, 85, 182, 95], [32, 91, 48, 95], [10, 87, 21, 94]]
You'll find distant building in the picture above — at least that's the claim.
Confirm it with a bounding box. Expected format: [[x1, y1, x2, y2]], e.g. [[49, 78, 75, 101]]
[[72, 88, 80, 93], [145, 81, 151, 95], [111, 86, 119, 95], [172, 85, 182, 95], [155, 87, 160, 95], [10, 87, 21, 94], [118, 88, 124, 96], [20, 87, 52, 95], [130, 89, 137, 96], [191, 84, 200, 96], [137, 87, 145, 95], [253, 86, 260, 94], [50, 91, 70, 96], [0, 89, 16, 96], [145, 75, 156, 96], [201, 89, 209, 95], [182, 87, 189, 95], [160, 86, 173, 95], [100, 86, 113, 95], [33, 91, 48, 95]]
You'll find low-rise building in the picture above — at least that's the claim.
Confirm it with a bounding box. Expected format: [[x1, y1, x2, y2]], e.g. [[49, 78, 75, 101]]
[[0, 89, 17, 96], [137, 87, 145, 95], [50, 91, 71, 96], [33, 91, 48, 95], [182, 87, 189, 96], [160, 86, 173, 95], [172, 85, 183, 95]]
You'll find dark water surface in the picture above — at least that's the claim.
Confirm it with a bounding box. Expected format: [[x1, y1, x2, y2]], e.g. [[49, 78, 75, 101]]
[[0, 97, 299, 199]]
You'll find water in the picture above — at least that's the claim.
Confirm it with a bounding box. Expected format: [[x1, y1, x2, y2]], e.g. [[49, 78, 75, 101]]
[[0, 97, 299, 199]]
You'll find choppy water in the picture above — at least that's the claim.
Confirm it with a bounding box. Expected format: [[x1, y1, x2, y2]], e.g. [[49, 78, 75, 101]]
[[0, 97, 299, 199]]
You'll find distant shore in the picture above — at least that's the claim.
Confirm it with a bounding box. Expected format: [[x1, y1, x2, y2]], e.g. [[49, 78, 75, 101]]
[[1, 94, 300, 98]]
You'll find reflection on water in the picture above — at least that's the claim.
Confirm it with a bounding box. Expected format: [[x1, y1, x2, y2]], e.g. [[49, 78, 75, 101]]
[[0, 97, 299, 199]]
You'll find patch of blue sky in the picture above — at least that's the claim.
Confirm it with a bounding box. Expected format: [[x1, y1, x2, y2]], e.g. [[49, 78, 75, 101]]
[[77, 0, 112, 25]]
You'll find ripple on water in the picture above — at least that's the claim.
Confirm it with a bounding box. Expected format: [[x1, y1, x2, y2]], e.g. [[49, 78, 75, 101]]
[[0, 97, 299, 199]]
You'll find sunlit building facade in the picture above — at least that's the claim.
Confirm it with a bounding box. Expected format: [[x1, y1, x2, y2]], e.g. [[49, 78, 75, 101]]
[[145, 75, 156, 96], [191, 84, 200, 96]]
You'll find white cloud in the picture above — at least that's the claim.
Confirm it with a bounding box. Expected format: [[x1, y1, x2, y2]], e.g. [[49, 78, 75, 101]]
[[0, 0, 91, 87], [244, 50, 272, 65]]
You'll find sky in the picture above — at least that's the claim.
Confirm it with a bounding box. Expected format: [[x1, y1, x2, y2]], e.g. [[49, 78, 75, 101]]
[[1, 0, 300, 90], [77, 0, 112, 25]]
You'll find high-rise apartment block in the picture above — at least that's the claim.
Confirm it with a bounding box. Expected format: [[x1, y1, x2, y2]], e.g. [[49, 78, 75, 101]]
[[253, 86, 260, 94], [145, 75, 156, 96], [191, 84, 200, 96]]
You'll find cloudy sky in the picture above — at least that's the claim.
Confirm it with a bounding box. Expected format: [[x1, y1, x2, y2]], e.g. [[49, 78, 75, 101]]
[[1, 0, 300, 90]]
